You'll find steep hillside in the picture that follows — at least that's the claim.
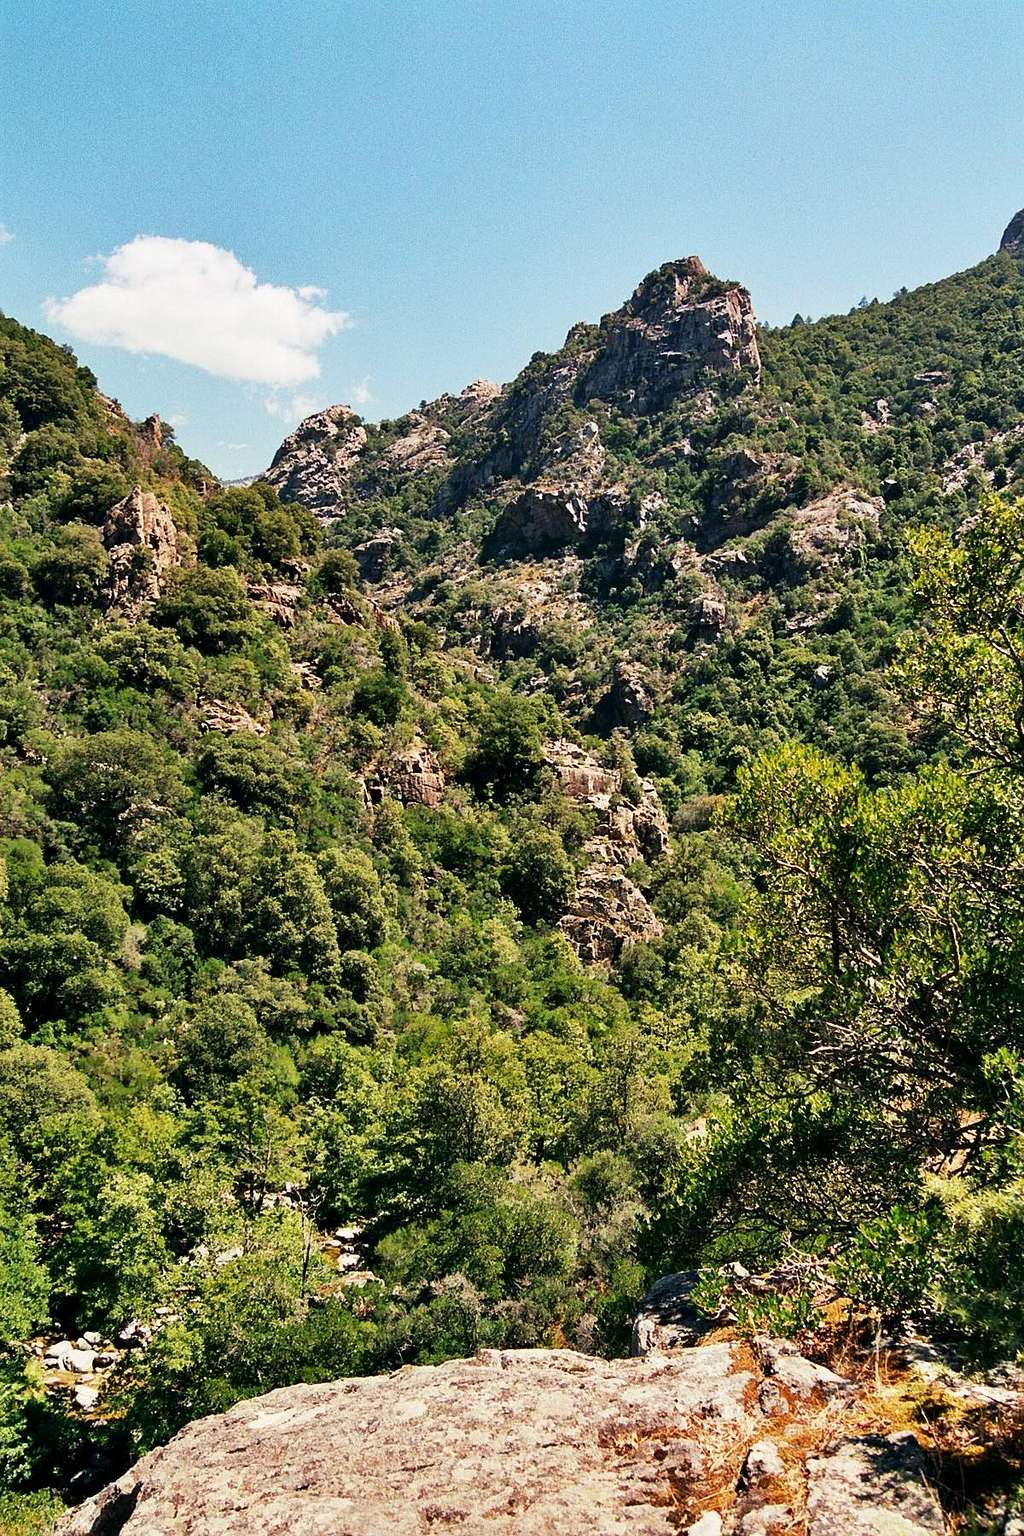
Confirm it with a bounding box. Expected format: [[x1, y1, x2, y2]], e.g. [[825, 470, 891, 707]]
[[266, 222, 1024, 796], [0, 221, 1022, 1532]]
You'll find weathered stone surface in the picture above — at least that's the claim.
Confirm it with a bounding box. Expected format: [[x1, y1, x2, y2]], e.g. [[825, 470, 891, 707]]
[[806, 1433, 944, 1535], [199, 699, 267, 736], [1000, 208, 1024, 255], [246, 579, 303, 625], [583, 257, 761, 412], [690, 592, 727, 640], [560, 864, 663, 965], [60, 1344, 761, 1536], [631, 1271, 710, 1356], [264, 404, 369, 517], [366, 742, 446, 809], [102, 485, 182, 615], [785, 489, 882, 575], [542, 739, 668, 962], [733, 1506, 792, 1535], [353, 527, 402, 582]]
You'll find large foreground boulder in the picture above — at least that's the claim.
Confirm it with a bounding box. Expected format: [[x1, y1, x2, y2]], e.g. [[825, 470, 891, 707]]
[[58, 1339, 948, 1535]]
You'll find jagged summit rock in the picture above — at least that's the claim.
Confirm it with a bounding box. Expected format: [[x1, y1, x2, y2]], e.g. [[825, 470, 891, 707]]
[[264, 404, 369, 517], [582, 257, 760, 411], [1000, 207, 1024, 254], [263, 258, 760, 529]]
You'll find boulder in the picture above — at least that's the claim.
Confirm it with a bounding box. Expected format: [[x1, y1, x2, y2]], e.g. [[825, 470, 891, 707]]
[[690, 593, 727, 640], [365, 742, 446, 809], [59, 1343, 762, 1535], [631, 1272, 710, 1356], [354, 527, 403, 582]]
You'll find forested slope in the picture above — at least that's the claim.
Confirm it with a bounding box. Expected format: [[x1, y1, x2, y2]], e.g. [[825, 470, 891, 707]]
[[0, 218, 1021, 1529]]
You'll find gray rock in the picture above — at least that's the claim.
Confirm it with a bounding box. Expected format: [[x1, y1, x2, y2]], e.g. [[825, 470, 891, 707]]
[[631, 1271, 711, 1356], [753, 1338, 854, 1406], [806, 1432, 944, 1534], [58, 1344, 760, 1536], [686, 1514, 722, 1536], [735, 1508, 792, 1536], [741, 1438, 785, 1486]]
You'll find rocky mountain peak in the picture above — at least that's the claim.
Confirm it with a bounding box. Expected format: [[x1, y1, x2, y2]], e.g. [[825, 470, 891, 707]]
[[581, 256, 760, 411], [264, 403, 369, 516], [1000, 207, 1024, 254], [621, 254, 712, 321]]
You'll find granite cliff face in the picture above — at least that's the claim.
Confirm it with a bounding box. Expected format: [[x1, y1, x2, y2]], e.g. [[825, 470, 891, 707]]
[[102, 485, 184, 616]]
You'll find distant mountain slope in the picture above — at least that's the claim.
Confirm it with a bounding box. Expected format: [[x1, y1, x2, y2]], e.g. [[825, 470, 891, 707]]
[[262, 215, 1024, 791]]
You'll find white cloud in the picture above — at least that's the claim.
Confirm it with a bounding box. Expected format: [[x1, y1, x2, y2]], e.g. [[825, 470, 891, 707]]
[[216, 440, 251, 452], [44, 235, 348, 387], [0, 225, 13, 246], [167, 412, 189, 429], [350, 376, 374, 408], [264, 391, 320, 426]]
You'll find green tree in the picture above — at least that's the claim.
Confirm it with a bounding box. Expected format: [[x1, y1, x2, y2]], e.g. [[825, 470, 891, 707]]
[[500, 828, 575, 924]]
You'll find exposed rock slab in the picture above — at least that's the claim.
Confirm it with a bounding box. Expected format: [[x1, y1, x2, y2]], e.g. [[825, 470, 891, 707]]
[[61, 1344, 762, 1536], [543, 739, 668, 962], [1000, 207, 1024, 255], [264, 404, 369, 517], [806, 1433, 944, 1535], [583, 257, 761, 412]]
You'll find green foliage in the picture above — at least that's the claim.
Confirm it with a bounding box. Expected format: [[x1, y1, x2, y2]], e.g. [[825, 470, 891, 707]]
[[831, 1207, 942, 1322], [31, 525, 108, 606], [463, 694, 546, 802], [152, 567, 258, 653], [500, 828, 575, 925], [0, 249, 1023, 1506]]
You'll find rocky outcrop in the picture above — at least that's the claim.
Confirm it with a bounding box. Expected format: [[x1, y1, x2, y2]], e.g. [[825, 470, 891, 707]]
[[264, 404, 369, 517], [246, 579, 303, 626], [784, 488, 882, 575], [365, 742, 446, 809], [265, 260, 760, 542], [596, 661, 658, 729], [806, 1434, 944, 1534], [53, 1342, 817, 1536], [58, 1331, 950, 1536], [102, 486, 182, 616], [354, 527, 402, 582], [199, 700, 267, 736], [543, 740, 668, 963], [1000, 207, 1024, 255], [583, 257, 761, 412], [560, 864, 664, 965]]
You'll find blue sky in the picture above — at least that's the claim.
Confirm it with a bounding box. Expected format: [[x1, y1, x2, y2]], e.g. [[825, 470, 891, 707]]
[[2, 0, 1022, 477]]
